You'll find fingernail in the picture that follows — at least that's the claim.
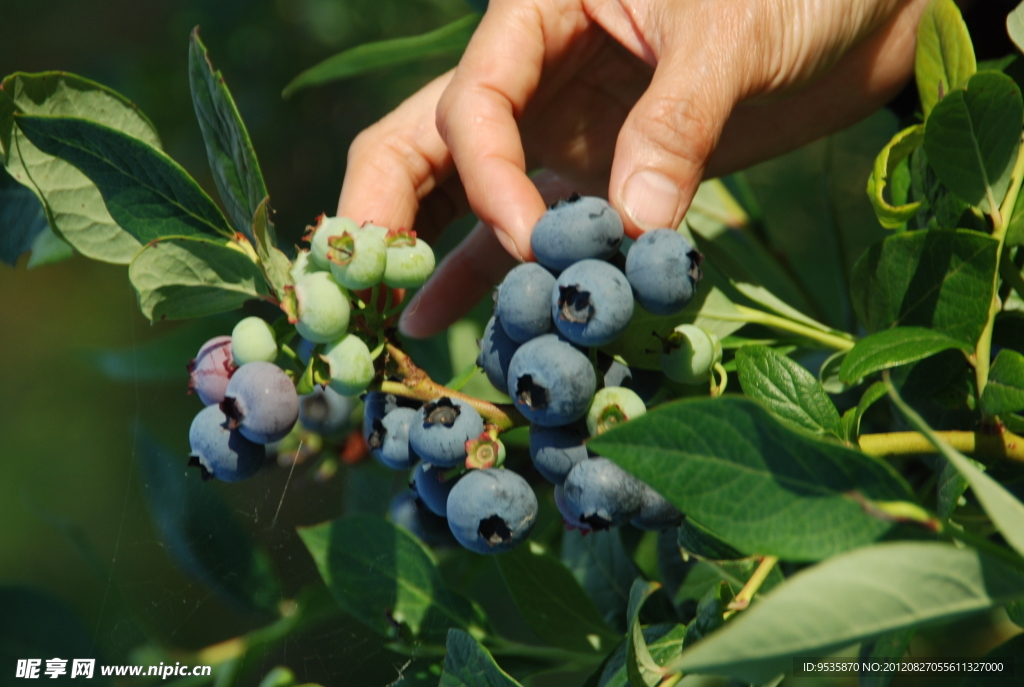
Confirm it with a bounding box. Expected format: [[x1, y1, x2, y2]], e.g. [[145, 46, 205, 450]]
[[493, 228, 524, 262], [621, 170, 681, 231]]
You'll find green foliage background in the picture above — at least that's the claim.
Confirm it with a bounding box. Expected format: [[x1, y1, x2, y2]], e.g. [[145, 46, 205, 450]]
[[2, 1, 1023, 686]]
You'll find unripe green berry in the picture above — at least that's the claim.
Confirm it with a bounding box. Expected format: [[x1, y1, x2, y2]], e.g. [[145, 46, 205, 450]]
[[290, 249, 322, 282], [310, 216, 359, 270], [660, 324, 722, 384], [322, 334, 375, 396], [587, 386, 646, 436], [328, 228, 387, 290], [383, 230, 435, 288], [293, 272, 351, 343], [231, 316, 278, 366]]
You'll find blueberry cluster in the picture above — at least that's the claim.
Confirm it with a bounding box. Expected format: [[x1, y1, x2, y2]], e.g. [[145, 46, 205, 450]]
[[184, 216, 435, 482], [479, 195, 709, 535], [367, 392, 538, 555], [293, 216, 436, 395]]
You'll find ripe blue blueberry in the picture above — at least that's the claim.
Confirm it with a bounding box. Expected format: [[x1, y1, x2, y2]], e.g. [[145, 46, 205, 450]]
[[368, 406, 418, 470], [446, 468, 538, 555], [529, 422, 589, 485], [221, 361, 300, 444], [563, 457, 643, 530], [299, 386, 354, 435], [554, 484, 592, 533], [387, 490, 456, 547], [630, 485, 683, 531], [507, 334, 596, 427], [408, 397, 485, 468], [362, 392, 418, 445], [477, 315, 520, 395], [599, 354, 663, 404], [586, 386, 646, 436], [530, 194, 624, 271], [413, 462, 460, 517], [188, 404, 266, 482], [231, 316, 278, 366], [495, 263, 556, 343], [625, 229, 703, 315], [188, 335, 236, 406], [552, 259, 634, 346]]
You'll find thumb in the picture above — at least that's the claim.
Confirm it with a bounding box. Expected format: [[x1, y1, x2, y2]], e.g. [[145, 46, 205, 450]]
[[610, 51, 737, 237]]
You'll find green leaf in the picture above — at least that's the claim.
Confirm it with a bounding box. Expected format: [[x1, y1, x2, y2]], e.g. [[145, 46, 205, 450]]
[[561, 528, 639, 634], [283, 14, 481, 98], [0, 72, 160, 263], [26, 225, 73, 268], [961, 633, 1024, 687], [936, 456, 972, 519], [852, 381, 889, 438], [886, 380, 1024, 557], [0, 588, 112, 685], [1008, 2, 1024, 55], [923, 71, 1023, 214], [915, 0, 976, 118], [594, 624, 687, 687], [981, 348, 1024, 415], [15, 114, 235, 243], [625, 580, 664, 687], [687, 179, 815, 318], [668, 542, 1024, 683], [252, 197, 294, 302], [588, 397, 914, 561], [839, 327, 971, 383], [189, 28, 270, 244], [0, 162, 49, 265], [851, 228, 998, 346], [729, 281, 838, 335], [735, 345, 843, 440], [818, 350, 849, 394], [676, 518, 745, 561], [438, 629, 523, 687], [137, 431, 281, 614], [867, 124, 924, 228], [743, 109, 896, 330], [129, 236, 270, 321], [683, 582, 730, 647], [1007, 598, 1024, 628], [496, 542, 619, 654], [858, 629, 915, 687], [298, 515, 488, 643]]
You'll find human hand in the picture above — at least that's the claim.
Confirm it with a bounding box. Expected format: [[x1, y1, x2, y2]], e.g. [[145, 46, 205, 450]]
[[338, 0, 929, 337]]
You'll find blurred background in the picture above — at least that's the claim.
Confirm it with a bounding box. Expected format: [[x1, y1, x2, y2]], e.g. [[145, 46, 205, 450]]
[[0, 0, 1021, 685]]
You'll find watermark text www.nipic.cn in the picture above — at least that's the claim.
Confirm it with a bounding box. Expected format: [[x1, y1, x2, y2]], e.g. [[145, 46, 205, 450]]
[[15, 659, 213, 679]]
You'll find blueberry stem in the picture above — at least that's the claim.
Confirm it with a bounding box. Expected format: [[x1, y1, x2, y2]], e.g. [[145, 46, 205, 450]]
[[723, 555, 778, 619], [710, 362, 728, 397], [858, 430, 1024, 464], [380, 343, 527, 431], [722, 306, 856, 351]]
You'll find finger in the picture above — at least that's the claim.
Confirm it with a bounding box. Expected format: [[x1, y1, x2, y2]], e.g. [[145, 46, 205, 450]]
[[400, 170, 576, 338], [337, 71, 466, 244], [436, 0, 587, 259], [707, 0, 924, 177], [608, 41, 741, 237]]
